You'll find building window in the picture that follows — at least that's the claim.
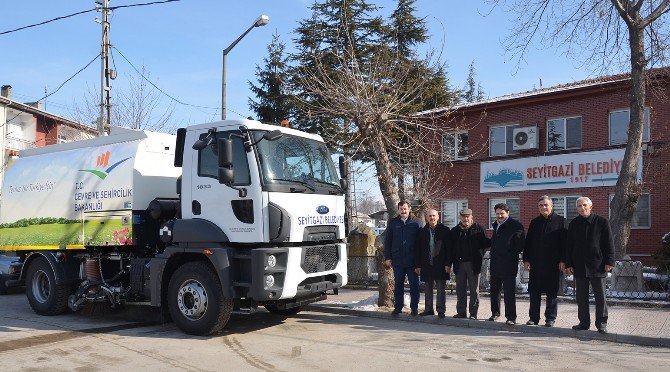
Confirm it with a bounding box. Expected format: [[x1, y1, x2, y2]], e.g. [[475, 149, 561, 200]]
[[609, 107, 650, 145], [441, 131, 468, 161], [441, 200, 468, 228], [547, 117, 582, 151], [550, 196, 580, 222], [489, 124, 520, 157], [488, 198, 520, 228], [609, 193, 650, 228], [58, 133, 68, 144]]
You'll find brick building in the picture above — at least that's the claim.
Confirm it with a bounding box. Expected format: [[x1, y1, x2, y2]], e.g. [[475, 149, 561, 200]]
[[419, 70, 670, 260]]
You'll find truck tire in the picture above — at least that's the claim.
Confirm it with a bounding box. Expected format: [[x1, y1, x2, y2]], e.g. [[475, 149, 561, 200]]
[[265, 304, 303, 316], [25, 257, 71, 315], [167, 261, 233, 335], [0, 276, 7, 295]]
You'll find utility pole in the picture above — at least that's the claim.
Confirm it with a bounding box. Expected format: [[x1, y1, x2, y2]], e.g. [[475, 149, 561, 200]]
[[97, 0, 112, 135]]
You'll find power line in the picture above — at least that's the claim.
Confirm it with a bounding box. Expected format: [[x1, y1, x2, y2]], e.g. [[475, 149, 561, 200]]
[[0, 1, 181, 36], [112, 46, 246, 117], [0, 8, 97, 36], [110, 0, 181, 11], [3, 53, 101, 125]]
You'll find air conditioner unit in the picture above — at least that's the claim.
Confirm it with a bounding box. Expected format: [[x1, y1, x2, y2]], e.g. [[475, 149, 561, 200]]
[[512, 126, 539, 150]]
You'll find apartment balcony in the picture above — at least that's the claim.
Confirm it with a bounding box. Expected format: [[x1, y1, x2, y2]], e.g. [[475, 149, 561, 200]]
[[5, 136, 34, 151]]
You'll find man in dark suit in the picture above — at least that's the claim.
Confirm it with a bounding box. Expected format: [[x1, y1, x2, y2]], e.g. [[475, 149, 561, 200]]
[[448, 208, 490, 320], [488, 203, 525, 325], [566, 196, 614, 334], [384, 200, 422, 316], [523, 195, 567, 327], [414, 209, 451, 318]]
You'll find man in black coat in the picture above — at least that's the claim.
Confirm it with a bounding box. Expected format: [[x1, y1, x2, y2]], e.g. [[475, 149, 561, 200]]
[[566, 197, 614, 334], [488, 203, 525, 325], [414, 209, 451, 318], [522, 196, 567, 327], [448, 208, 490, 319]]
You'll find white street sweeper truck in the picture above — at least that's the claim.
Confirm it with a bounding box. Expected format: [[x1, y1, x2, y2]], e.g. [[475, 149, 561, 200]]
[[0, 119, 347, 335]]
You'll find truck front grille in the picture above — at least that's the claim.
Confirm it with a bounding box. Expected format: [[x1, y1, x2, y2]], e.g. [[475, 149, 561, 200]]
[[301, 245, 339, 273]]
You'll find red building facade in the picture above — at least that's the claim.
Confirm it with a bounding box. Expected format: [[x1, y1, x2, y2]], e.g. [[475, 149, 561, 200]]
[[422, 72, 670, 259]]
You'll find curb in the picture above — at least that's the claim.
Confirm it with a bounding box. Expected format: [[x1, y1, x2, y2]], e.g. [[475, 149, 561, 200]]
[[307, 304, 670, 348]]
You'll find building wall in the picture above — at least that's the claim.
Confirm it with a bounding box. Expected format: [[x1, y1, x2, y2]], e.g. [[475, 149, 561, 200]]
[[430, 82, 670, 259]]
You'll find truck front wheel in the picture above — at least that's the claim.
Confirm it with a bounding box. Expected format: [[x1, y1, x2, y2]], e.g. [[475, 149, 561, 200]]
[[167, 261, 233, 335], [26, 257, 71, 315]]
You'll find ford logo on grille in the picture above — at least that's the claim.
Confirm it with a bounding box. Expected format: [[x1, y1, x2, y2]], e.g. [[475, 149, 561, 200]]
[[316, 205, 329, 214]]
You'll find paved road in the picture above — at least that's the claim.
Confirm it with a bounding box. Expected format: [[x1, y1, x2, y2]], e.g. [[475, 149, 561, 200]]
[[1, 293, 669, 371], [321, 288, 670, 345]]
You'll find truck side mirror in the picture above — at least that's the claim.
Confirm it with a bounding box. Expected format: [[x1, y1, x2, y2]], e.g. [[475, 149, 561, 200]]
[[217, 138, 234, 185], [338, 155, 346, 178], [218, 138, 233, 168]]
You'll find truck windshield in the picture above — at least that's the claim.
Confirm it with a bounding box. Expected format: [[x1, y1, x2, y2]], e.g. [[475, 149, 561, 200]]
[[253, 131, 341, 192]]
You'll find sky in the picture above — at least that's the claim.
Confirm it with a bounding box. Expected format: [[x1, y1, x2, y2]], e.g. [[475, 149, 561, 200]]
[[0, 0, 624, 201]]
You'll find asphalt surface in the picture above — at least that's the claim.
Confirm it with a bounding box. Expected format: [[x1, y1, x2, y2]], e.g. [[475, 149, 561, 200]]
[[315, 288, 670, 348]]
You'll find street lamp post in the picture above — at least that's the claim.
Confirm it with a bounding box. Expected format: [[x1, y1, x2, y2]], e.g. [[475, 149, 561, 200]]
[[222, 14, 269, 120]]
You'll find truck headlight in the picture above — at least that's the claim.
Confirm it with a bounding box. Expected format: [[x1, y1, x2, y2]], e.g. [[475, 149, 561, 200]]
[[266, 255, 277, 269], [265, 274, 275, 288]]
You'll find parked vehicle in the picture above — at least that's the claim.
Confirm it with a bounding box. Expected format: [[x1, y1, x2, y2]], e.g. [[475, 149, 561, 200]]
[[0, 120, 347, 334], [0, 254, 22, 294]]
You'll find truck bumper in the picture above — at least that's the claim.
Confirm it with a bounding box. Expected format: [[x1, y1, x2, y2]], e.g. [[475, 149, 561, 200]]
[[248, 243, 347, 301]]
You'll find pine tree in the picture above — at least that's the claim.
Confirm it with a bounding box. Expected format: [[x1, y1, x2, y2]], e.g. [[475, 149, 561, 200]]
[[291, 0, 385, 139], [248, 32, 294, 124], [462, 61, 485, 103]]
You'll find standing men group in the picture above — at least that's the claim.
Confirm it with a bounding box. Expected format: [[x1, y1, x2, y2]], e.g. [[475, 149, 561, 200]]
[[383, 196, 614, 333]]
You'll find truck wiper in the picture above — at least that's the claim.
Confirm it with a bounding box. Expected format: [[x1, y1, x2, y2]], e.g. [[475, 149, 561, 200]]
[[273, 178, 316, 191]]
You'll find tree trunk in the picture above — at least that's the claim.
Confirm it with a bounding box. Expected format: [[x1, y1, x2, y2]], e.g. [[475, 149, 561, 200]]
[[610, 21, 646, 259], [375, 233, 394, 308], [360, 121, 399, 307]]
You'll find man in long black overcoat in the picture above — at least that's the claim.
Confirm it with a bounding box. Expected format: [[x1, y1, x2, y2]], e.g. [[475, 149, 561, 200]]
[[522, 196, 567, 327], [566, 197, 614, 334]]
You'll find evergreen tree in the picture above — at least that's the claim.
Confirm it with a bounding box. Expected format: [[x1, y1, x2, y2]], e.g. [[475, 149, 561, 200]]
[[291, 0, 385, 140], [389, 0, 427, 58], [462, 61, 485, 103], [248, 32, 294, 124]]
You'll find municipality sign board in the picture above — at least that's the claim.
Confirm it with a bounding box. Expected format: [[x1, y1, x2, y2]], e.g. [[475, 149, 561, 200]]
[[480, 148, 642, 193]]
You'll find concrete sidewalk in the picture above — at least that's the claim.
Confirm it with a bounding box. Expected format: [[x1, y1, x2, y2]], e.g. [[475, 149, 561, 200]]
[[309, 288, 670, 348]]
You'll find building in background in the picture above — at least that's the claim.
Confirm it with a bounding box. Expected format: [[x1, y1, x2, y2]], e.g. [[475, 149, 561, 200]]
[[0, 85, 97, 193], [420, 69, 670, 260]]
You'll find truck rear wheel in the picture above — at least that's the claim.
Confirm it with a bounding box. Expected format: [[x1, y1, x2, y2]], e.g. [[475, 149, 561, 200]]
[[265, 304, 303, 316], [167, 261, 233, 335], [26, 257, 71, 315]]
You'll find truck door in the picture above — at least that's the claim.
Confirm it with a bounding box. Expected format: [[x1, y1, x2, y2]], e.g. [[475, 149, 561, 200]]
[[188, 129, 263, 243]]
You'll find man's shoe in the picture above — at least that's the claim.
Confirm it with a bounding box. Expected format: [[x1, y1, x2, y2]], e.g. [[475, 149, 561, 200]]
[[453, 313, 467, 319], [391, 309, 401, 316], [545, 320, 555, 327], [505, 320, 516, 325], [438, 312, 445, 319], [410, 309, 418, 316], [487, 315, 499, 321], [419, 310, 434, 316], [597, 325, 608, 334], [469, 315, 477, 320], [572, 324, 589, 331], [526, 320, 538, 326]]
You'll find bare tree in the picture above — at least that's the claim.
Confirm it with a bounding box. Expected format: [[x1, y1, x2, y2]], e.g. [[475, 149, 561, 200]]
[[294, 45, 453, 216], [491, 0, 670, 258], [72, 66, 176, 134]]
